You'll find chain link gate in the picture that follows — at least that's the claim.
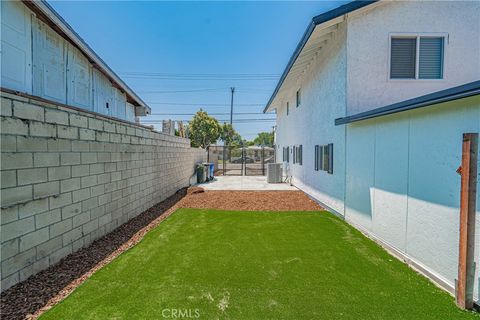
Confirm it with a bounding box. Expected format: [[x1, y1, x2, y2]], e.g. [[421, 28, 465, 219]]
[[207, 145, 275, 176]]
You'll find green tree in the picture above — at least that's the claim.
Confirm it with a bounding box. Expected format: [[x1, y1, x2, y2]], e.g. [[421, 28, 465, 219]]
[[253, 131, 274, 147], [188, 110, 221, 149], [220, 123, 244, 147]]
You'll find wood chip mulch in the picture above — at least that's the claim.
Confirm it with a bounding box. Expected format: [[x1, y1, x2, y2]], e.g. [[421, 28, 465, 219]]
[[0, 188, 322, 320]]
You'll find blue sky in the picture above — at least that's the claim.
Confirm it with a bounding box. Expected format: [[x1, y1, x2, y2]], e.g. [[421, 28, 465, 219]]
[[50, 1, 345, 141]]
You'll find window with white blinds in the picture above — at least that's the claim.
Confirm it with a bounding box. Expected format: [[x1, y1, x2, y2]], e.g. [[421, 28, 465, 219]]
[[419, 37, 444, 79], [390, 36, 445, 80], [292, 145, 302, 165]]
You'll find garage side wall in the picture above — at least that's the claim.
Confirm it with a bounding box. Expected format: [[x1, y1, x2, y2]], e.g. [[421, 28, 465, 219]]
[[0, 92, 206, 291], [344, 95, 480, 302]]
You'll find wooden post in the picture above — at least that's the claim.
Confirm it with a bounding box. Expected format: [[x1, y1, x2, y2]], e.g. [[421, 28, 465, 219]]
[[456, 133, 478, 309]]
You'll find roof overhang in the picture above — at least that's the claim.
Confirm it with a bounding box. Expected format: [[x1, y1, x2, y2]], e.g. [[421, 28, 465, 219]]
[[335, 80, 480, 125], [23, 0, 151, 116], [263, 0, 378, 113]]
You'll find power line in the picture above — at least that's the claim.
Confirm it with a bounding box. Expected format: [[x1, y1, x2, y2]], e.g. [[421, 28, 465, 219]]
[[146, 102, 265, 106], [137, 87, 229, 94], [153, 113, 266, 116]]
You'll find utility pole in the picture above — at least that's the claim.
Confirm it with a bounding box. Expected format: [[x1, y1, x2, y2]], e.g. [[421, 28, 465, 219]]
[[230, 87, 235, 125]]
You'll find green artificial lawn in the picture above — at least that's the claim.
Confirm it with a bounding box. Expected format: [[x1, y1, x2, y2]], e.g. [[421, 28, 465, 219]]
[[41, 209, 479, 319]]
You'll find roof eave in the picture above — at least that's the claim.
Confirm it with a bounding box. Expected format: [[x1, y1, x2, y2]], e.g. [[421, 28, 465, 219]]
[[25, 0, 150, 115], [335, 80, 480, 125], [263, 0, 378, 113]]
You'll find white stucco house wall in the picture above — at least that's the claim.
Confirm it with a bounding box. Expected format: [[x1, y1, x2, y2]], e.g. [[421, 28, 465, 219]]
[[1, 0, 151, 122], [265, 0, 480, 305]]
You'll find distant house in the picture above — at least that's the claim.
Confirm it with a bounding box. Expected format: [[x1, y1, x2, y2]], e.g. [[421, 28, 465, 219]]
[[1, 0, 150, 122], [265, 1, 480, 304]]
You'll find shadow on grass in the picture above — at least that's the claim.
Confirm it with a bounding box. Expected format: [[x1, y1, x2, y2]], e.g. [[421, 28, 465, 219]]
[[0, 188, 187, 320]]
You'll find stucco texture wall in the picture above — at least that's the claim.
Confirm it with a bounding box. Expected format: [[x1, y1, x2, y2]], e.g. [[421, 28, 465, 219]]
[[344, 96, 480, 302], [275, 21, 347, 214], [0, 92, 206, 291], [346, 1, 480, 115]]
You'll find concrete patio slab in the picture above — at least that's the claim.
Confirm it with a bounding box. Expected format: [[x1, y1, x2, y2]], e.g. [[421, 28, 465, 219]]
[[199, 176, 297, 191]]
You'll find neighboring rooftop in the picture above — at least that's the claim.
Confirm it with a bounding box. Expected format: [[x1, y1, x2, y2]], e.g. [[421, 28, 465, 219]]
[[22, 0, 151, 115]]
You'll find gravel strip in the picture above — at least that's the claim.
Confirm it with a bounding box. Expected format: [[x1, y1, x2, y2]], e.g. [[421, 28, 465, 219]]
[[1, 188, 322, 319]]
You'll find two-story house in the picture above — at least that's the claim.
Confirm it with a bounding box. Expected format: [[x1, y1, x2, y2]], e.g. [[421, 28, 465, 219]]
[[265, 0, 480, 305]]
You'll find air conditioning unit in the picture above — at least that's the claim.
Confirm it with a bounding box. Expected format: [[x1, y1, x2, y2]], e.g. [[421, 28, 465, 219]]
[[267, 163, 282, 183]]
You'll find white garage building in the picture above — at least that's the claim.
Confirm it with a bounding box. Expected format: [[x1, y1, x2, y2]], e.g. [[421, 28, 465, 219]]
[[265, 0, 480, 305], [1, 0, 150, 122]]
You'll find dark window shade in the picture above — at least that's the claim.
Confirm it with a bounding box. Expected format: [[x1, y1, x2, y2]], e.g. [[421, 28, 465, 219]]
[[390, 38, 416, 79], [419, 37, 444, 79]]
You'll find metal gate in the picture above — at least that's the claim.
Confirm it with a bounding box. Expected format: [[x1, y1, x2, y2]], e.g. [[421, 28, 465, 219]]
[[208, 145, 275, 176]]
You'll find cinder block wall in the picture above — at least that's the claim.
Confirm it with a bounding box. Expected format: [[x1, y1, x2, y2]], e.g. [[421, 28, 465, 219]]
[[0, 91, 206, 291]]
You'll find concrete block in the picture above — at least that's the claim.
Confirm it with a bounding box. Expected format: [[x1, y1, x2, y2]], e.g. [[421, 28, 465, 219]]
[[35, 209, 61, 229], [33, 181, 59, 199], [17, 168, 48, 185], [49, 193, 72, 210], [18, 198, 49, 219], [1, 238, 19, 260], [57, 125, 78, 139], [103, 121, 116, 133], [98, 193, 111, 206], [61, 202, 82, 220], [81, 197, 98, 211], [34, 153, 59, 167], [1, 217, 35, 242], [49, 218, 72, 238], [71, 164, 90, 178], [96, 132, 109, 142], [1, 185, 32, 207], [62, 226, 83, 245], [97, 173, 111, 184], [49, 244, 72, 265], [13, 101, 44, 121], [19, 227, 49, 251], [36, 236, 62, 259], [1, 170, 17, 188], [1, 153, 33, 170], [60, 177, 81, 193], [72, 188, 90, 203], [45, 109, 69, 125], [70, 114, 88, 128], [90, 205, 105, 219], [72, 140, 89, 152], [116, 124, 127, 134], [89, 163, 104, 175], [90, 184, 105, 197], [88, 118, 103, 131], [82, 218, 98, 234], [97, 152, 110, 163], [30, 121, 56, 138], [89, 141, 105, 152], [72, 210, 90, 227], [48, 166, 71, 181], [79, 128, 95, 141], [1, 272, 19, 291], [1, 135, 16, 152], [17, 136, 48, 152], [0, 117, 28, 135], [81, 175, 97, 188], [81, 152, 97, 164], [1, 207, 18, 225], [47, 139, 71, 152], [60, 153, 81, 166], [1, 97, 12, 116], [19, 256, 49, 282]]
